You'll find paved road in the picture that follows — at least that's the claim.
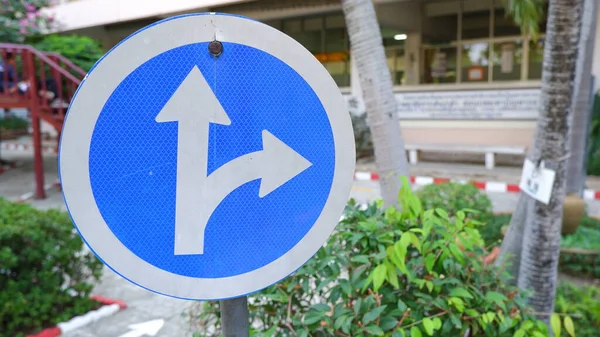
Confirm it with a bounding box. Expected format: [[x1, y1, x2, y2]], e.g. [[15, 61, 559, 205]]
[[2, 152, 599, 337]]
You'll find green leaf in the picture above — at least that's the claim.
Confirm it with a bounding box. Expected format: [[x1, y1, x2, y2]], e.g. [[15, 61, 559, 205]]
[[485, 291, 507, 310], [448, 243, 465, 263], [263, 326, 277, 337], [532, 332, 546, 337], [425, 280, 434, 293], [409, 232, 422, 253], [450, 297, 465, 312], [435, 208, 450, 221], [397, 299, 407, 312], [425, 254, 436, 273], [393, 330, 406, 337], [386, 261, 400, 289], [465, 309, 479, 317], [513, 329, 525, 337], [334, 315, 349, 330], [311, 304, 330, 312], [354, 298, 363, 315], [372, 264, 387, 291], [564, 315, 575, 337], [380, 316, 399, 330], [433, 317, 442, 330], [365, 325, 385, 336], [422, 317, 434, 336], [363, 305, 388, 325], [550, 313, 561, 337], [449, 314, 462, 329], [303, 310, 325, 325], [449, 287, 474, 299], [411, 326, 423, 337], [351, 255, 371, 264], [521, 320, 534, 331]]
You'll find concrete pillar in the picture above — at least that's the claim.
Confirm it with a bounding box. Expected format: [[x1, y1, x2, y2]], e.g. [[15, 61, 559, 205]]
[[404, 32, 421, 85]]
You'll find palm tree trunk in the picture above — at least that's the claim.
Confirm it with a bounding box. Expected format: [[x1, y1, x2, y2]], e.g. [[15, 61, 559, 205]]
[[517, 0, 583, 319], [566, 0, 598, 195], [341, 0, 410, 207]]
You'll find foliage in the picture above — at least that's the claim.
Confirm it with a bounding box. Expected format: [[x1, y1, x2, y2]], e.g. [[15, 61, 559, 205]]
[[559, 218, 600, 279], [561, 225, 600, 251], [554, 282, 600, 337], [31, 34, 104, 72], [480, 213, 511, 248], [190, 178, 573, 337], [0, 116, 29, 130], [0, 0, 55, 43], [416, 182, 493, 220], [484, 213, 600, 279], [503, 0, 546, 40], [587, 92, 600, 176], [0, 198, 103, 337]]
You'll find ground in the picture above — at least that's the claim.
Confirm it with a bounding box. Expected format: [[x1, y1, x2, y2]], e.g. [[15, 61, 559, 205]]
[[1, 149, 599, 337]]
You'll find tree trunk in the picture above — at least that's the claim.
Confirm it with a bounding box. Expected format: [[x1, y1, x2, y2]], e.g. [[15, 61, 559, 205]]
[[566, 0, 598, 196], [517, 0, 582, 320], [341, 0, 409, 207]]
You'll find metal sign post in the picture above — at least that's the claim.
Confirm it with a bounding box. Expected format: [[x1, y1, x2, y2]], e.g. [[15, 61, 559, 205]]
[[59, 13, 355, 334], [220, 297, 249, 337]]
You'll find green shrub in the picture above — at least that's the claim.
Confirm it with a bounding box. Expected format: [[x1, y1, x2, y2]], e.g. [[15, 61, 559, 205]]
[[0, 116, 29, 130], [0, 199, 103, 337], [190, 178, 566, 337], [416, 182, 493, 220], [31, 35, 105, 72], [555, 282, 600, 337]]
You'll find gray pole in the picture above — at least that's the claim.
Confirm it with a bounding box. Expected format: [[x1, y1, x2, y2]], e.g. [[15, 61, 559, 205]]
[[220, 296, 249, 337]]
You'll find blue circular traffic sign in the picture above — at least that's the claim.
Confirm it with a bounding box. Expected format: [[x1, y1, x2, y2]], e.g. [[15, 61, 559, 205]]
[[59, 13, 355, 300]]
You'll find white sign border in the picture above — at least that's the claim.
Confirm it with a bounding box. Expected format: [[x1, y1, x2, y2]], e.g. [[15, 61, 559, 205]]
[[59, 13, 355, 300]]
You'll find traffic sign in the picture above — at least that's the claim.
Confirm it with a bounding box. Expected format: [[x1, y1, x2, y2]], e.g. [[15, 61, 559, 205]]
[[59, 13, 355, 300]]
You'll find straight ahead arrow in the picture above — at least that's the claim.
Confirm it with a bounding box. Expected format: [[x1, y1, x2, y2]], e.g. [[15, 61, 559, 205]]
[[117, 319, 164, 337]]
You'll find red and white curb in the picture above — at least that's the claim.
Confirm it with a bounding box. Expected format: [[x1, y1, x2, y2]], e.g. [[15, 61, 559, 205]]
[[353, 171, 600, 201], [27, 296, 127, 337], [1, 142, 58, 154], [15, 179, 61, 203]]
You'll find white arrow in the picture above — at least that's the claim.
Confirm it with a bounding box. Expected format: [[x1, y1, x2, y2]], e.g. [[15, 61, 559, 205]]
[[156, 67, 312, 256], [117, 319, 164, 337], [155, 66, 231, 256]]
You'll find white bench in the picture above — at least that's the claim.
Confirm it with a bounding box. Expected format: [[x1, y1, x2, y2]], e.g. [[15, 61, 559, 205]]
[[405, 144, 526, 169]]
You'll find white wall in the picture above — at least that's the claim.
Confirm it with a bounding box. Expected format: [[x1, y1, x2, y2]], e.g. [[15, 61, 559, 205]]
[[44, 0, 254, 32]]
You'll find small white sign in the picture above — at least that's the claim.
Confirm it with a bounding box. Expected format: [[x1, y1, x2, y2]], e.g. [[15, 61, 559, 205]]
[[519, 159, 556, 204]]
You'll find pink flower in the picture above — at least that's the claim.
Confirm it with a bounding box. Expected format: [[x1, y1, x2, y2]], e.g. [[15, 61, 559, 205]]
[[24, 4, 36, 12], [26, 12, 36, 20], [19, 19, 28, 27], [20, 27, 27, 34]]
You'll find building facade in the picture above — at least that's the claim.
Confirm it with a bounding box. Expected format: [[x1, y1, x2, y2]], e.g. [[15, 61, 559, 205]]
[[46, 0, 600, 149]]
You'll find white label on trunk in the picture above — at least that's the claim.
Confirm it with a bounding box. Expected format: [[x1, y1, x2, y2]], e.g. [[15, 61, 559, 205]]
[[519, 159, 556, 204]]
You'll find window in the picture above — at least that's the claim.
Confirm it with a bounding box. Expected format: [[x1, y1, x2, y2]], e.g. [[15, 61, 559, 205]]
[[492, 40, 522, 81], [461, 42, 489, 82], [528, 39, 544, 80], [423, 46, 458, 84], [386, 48, 406, 85]]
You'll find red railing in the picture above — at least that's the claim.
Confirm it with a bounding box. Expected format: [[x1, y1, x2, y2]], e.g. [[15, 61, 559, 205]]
[[0, 43, 86, 199], [0, 43, 83, 130]]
